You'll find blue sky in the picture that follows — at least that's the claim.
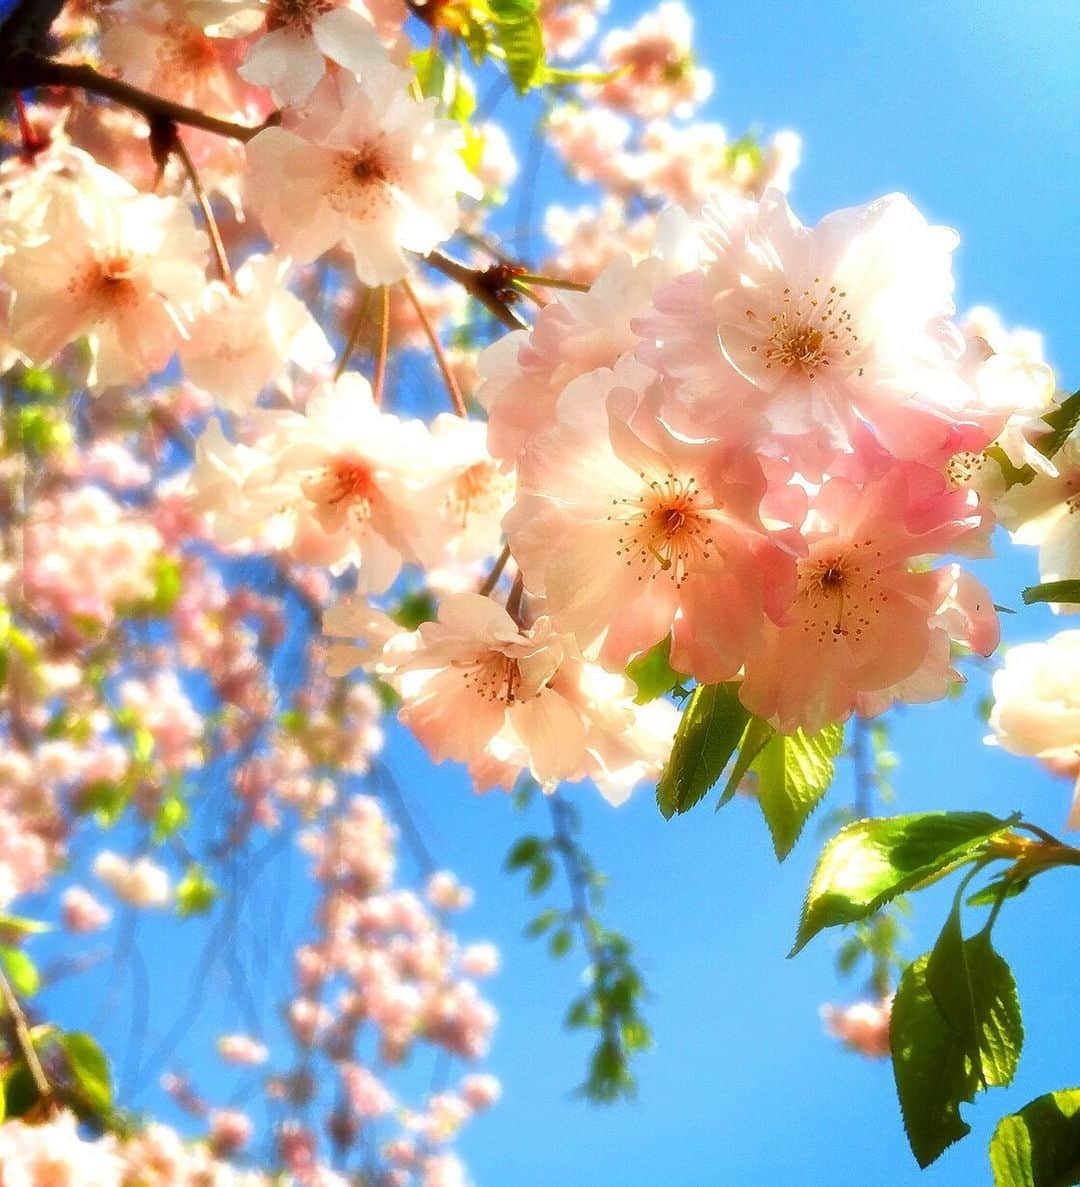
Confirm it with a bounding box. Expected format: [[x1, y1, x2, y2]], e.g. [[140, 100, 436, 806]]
[[23, 1, 1080, 1184]]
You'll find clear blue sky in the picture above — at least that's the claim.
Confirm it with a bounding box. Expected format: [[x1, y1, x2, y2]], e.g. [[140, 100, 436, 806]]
[[24, 1, 1080, 1184]]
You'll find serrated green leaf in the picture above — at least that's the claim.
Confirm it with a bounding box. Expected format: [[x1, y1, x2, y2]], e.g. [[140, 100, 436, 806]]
[[625, 637, 685, 704], [927, 909, 1023, 1091], [716, 715, 775, 809], [656, 682, 749, 819], [0, 947, 39, 997], [754, 723, 844, 860], [59, 1031, 112, 1116], [991, 1089, 1080, 1187], [892, 953, 978, 1167], [792, 812, 1015, 954], [893, 933, 1022, 1169], [1023, 581, 1080, 606], [488, 0, 544, 93]]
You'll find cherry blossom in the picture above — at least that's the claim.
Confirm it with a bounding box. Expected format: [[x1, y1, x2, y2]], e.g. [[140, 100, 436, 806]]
[[503, 372, 798, 683], [987, 630, 1080, 827], [821, 997, 892, 1059], [739, 464, 997, 733], [636, 189, 1003, 472], [180, 253, 333, 407], [245, 66, 480, 284]]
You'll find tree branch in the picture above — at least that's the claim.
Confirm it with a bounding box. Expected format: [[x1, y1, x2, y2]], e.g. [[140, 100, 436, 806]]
[[4, 53, 267, 143]]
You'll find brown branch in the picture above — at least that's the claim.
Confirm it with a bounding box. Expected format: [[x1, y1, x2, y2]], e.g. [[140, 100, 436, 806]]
[[400, 276, 468, 417], [372, 285, 390, 404], [172, 130, 236, 292], [5, 53, 266, 142], [423, 251, 528, 331]]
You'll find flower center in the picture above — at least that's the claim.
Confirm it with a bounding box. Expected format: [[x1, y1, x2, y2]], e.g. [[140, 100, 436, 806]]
[[301, 459, 379, 529], [610, 473, 715, 587], [329, 144, 397, 216], [795, 542, 884, 643], [267, 0, 335, 32], [459, 652, 522, 705], [946, 450, 991, 488], [444, 463, 512, 529], [747, 279, 860, 379]]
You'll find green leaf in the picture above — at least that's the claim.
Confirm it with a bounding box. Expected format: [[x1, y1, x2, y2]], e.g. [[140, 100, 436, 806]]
[[792, 811, 1015, 954], [991, 1089, 1080, 1187], [1036, 389, 1080, 460], [715, 715, 775, 809], [411, 47, 446, 99], [59, 1032, 112, 1117], [0, 947, 40, 997], [893, 933, 1022, 1168], [488, 0, 544, 93], [549, 927, 573, 958], [625, 637, 685, 704], [505, 836, 543, 871], [926, 909, 1023, 1092], [0, 915, 49, 941], [391, 590, 437, 630], [656, 682, 750, 819], [1023, 581, 1080, 606], [176, 864, 217, 918], [985, 444, 1036, 489], [891, 953, 979, 1167], [754, 723, 844, 860], [152, 790, 189, 844]]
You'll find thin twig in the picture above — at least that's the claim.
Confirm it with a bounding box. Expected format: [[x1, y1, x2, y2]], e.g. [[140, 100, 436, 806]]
[[335, 287, 371, 382], [400, 276, 468, 416], [372, 286, 390, 404], [0, 967, 52, 1102], [477, 543, 511, 596], [172, 131, 236, 292]]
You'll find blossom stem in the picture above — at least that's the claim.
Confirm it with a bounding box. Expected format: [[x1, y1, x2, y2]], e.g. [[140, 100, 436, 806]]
[[372, 286, 390, 405], [477, 543, 512, 596], [0, 966, 53, 1104], [505, 571, 526, 624], [12, 91, 43, 154], [400, 277, 468, 417], [6, 54, 267, 142], [171, 132, 236, 294], [513, 271, 591, 293], [423, 251, 528, 331], [335, 287, 371, 382]]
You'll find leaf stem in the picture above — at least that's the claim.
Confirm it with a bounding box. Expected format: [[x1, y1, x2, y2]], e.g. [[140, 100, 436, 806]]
[[0, 965, 53, 1103], [400, 276, 468, 416]]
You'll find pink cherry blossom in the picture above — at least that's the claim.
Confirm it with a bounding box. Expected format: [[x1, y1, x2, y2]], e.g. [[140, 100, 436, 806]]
[[216, 1032, 270, 1064], [821, 996, 892, 1059], [5, 175, 207, 391], [245, 66, 479, 284], [503, 373, 798, 683], [180, 253, 333, 408], [739, 464, 996, 733], [636, 189, 1003, 472], [61, 885, 113, 933]]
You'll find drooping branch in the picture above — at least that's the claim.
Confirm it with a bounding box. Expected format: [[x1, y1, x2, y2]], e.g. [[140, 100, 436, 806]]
[[4, 53, 267, 143]]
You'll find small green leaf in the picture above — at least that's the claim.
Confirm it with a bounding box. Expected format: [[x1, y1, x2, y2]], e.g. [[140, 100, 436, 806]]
[[176, 864, 217, 918], [1036, 389, 1080, 460], [59, 1032, 112, 1117], [505, 836, 543, 871], [527, 855, 553, 894], [0, 915, 50, 941], [152, 791, 189, 844], [985, 444, 1036, 489], [524, 907, 559, 937], [656, 682, 750, 819], [792, 811, 1015, 954], [625, 637, 685, 704], [1023, 581, 1080, 606], [990, 1089, 1080, 1187], [488, 0, 544, 93], [549, 927, 573, 958], [391, 590, 437, 631], [0, 947, 40, 997], [411, 47, 446, 99], [754, 723, 844, 860]]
